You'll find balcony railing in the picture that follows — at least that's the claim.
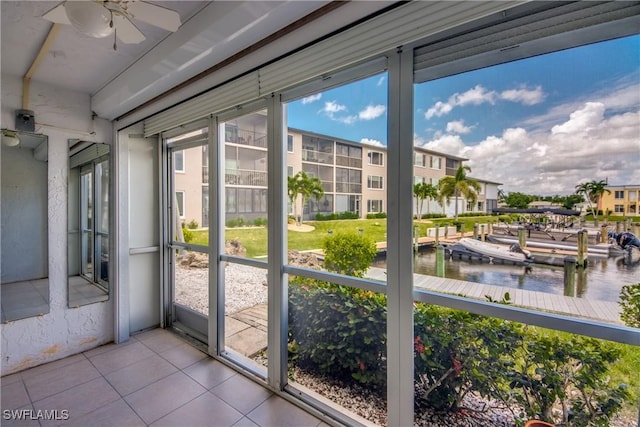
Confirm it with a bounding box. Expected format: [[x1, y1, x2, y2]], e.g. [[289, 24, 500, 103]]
[[335, 183, 362, 193], [302, 149, 333, 164], [336, 155, 362, 168], [225, 168, 267, 186], [226, 128, 267, 148]]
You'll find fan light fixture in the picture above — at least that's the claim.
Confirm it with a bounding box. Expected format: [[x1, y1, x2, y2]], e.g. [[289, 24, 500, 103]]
[[64, 1, 113, 38], [2, 130, 20, 147]]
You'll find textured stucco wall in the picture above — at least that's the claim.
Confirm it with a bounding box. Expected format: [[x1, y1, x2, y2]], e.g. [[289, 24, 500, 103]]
[[1, 74, 114, 375]]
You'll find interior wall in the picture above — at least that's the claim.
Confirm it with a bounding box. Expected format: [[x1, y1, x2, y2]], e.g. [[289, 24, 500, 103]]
[[1, 75, 114, 375], [1, 145, 48, 283]]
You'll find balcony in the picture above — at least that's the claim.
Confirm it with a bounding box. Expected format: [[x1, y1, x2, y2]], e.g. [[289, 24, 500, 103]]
[[226, 128, 267, 149], [225, 169, 267, 186]]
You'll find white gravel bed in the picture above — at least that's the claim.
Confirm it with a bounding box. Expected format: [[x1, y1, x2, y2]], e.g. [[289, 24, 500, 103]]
[[175, 262, 267, 315]]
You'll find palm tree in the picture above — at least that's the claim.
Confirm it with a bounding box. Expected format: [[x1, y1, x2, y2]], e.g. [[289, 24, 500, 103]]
[[288, 171, 324, 225], [413, 182, 439, 220], [575, 179, 610, 218], [438, 165, 481, 219]]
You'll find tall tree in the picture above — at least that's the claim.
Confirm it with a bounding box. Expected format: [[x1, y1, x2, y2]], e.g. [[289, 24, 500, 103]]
[[438, 165, 481, 219], [413, 182, 438, 219], [575, 180, 610, 218], [288, 171, 324, 225]]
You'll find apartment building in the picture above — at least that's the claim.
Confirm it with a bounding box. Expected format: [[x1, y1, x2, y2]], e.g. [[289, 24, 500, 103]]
[[174, 122, 499, 226], [599, 184, 640, 216]]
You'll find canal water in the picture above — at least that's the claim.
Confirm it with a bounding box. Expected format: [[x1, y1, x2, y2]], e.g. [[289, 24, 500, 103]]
[[374, 250, 639, 303]]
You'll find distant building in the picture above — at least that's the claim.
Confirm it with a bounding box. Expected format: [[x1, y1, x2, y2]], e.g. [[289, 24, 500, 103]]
[[173, 116, 501, 225], [598, 185, 640, 216]]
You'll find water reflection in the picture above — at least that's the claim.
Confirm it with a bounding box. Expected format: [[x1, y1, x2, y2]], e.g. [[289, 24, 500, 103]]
[[374, 249, 639, 303]]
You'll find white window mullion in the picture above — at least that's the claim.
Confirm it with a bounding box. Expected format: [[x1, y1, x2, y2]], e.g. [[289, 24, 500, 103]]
[[386, 47, 415, 427]]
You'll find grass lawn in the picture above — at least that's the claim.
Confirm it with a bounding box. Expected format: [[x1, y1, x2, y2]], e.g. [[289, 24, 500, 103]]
[[190, 216, 496, 258]]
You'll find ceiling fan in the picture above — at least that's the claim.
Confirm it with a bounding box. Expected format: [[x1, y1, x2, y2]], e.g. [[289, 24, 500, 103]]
[[43, 1, 181, 49]]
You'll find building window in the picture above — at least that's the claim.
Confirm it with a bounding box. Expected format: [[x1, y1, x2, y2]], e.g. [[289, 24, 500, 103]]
[[414, 153, 425, 167], [367, 175, 384, 189], [629, 190, 637, 201], [414, 176, 425, 185], [174, 151, 184, 172], [175, 191, 185, 217], [287, 166, 294, 177], [368, 151, 384, 166], [288, 134, 294, 153], [615, 190, 624, 199], [430, 156, 441, 169], [368, 199, 383, 213], [477, 201, 484, 211], [614, 204, 624, 213]]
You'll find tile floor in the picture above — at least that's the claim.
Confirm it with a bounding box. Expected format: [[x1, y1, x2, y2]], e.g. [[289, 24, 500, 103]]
[[1, 329, 328, 427]]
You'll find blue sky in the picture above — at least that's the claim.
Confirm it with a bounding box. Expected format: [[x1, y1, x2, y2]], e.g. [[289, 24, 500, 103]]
[[287, 35, 640, 195]]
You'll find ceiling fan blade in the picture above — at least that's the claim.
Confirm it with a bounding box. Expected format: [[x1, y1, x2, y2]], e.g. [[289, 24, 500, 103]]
[[125, 1, 181, 32], [42, 2, 71, 25], [113, 14, 146, 44]]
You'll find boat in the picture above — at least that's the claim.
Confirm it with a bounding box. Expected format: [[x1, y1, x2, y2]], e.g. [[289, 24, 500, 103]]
[[447, 238, 534, 265]]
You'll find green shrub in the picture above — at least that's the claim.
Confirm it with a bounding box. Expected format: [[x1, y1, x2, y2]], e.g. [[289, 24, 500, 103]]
[[252, 217, 267, 227], [181, 227, 194, 243], [226, 217, 245, 227], [421, 213, 446, 219], [322, 232, 377, 278], [288, 284, 632, 422], [620, 283, 640, 328], [315, 212, 360, 221], [187, 219, 199, 229], [506, 333, 630, 426], [289, 279, 387, 389], [366, 212, 387, 219]]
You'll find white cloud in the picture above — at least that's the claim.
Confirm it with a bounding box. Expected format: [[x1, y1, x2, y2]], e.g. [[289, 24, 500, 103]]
[[500, 86, 545, 105], [425, 85, 496, 119], [446, 120, 472, 134], [552, 102, 605, 134], [361, 138, 385, 147], [418, 103, 640, 195], [359, 105, 386, 120], [425, 84, 546, 119], [323, 101, 346, 114], [302, 93, 322, 104], [336, 115, 358, 125], [376, 76, 386, 87]]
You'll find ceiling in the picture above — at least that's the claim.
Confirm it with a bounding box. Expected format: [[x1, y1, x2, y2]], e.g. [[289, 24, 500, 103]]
[[1, 1, 374, 119]]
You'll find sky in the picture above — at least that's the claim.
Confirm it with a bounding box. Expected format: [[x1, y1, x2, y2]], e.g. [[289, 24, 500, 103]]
[[287, 35, 640, 196]]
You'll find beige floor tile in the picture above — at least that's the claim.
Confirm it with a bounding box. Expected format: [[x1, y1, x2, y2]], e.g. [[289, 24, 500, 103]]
[[247, 395, 322, 427], [24, 359, 101, 402], [124, 371, 206, 424], [88, 341, 155, 375], [150, 391, 244, 427], [159, 343, 207, 369], [1, 380, 30, 410], [211, 374, 271, 414], [32, 377, 120, 426], [104, 354, 178, 396], [60, 398, 146, 427], [183, 358, 238, 390]]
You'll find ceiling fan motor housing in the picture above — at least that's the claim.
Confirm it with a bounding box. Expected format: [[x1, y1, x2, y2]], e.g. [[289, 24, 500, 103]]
[[16, 109, 35, 132]]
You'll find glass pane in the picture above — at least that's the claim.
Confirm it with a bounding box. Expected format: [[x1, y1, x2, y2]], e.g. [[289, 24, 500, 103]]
[[220, 109, 268, 371], [411, 33, 640, 425], [80, 170, 93, 279], [174, 249, 208, 315], [96, 159, 109, 285], [223, 262, 268, 372], [285, 74, 388, 422], [171, 144, 208, 240], [409, 36, 640, 326], [222, 110, 268, 257], [412, 301, 639, 426], [288, 279, 387, 425], [285, 74, 388, 277]]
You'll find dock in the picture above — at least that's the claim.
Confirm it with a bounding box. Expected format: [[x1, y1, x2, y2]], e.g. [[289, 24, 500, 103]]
[[365, 267, 622, 325]]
